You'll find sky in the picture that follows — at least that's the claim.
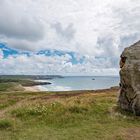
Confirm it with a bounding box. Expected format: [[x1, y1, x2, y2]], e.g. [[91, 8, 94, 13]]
[[0, 0, 140, 76]]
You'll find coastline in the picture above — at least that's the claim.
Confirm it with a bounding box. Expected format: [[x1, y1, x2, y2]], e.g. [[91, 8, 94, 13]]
[[0, 83, 139, 140], [32, 76, 119, 92], [23, 85, 119, 92], [24, 86, 40, 92]]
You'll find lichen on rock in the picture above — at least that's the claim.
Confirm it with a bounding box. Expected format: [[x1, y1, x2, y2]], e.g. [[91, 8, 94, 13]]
[[119, 40, 140, 116]]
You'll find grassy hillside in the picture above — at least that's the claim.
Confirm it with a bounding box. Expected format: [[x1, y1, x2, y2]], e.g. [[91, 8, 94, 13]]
[[0, 89, 140, 140], [0, 82, 24, 92], [0, 78, 51, 88]]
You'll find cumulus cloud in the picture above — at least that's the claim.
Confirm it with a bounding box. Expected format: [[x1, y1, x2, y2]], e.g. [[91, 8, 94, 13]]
[[0, 1, 45, 42], [51, 22, 76, 42], [0, 0, 140, 75], [0, 53, 119, 75]]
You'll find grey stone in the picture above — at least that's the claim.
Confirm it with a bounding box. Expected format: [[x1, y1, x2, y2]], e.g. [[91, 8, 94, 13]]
[[118, 40, 140, 116]]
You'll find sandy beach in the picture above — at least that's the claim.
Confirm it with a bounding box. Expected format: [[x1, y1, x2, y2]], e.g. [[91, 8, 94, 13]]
[[24, 86, 40, 92]]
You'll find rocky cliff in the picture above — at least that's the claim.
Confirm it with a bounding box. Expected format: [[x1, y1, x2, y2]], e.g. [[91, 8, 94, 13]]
[[119, 40, 140, 116]]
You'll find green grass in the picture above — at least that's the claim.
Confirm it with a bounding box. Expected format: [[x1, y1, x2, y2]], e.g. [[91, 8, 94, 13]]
[[0, 82, 24, 92], [0, 119, 12, 130], [0, 77, 50, 87], [0, 89, 140, 140], [0, 92, 24, 110], [0, 99, 17, 110]]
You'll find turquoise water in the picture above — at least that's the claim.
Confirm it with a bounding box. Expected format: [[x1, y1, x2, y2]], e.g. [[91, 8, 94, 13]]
[[37, 76, 120, 91]]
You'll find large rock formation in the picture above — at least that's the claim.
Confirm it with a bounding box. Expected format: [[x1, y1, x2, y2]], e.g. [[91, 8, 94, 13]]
[[119, 40, 140, 116]]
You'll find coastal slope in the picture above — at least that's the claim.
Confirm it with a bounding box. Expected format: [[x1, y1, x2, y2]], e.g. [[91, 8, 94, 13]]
[[0, 88, 140, 140]]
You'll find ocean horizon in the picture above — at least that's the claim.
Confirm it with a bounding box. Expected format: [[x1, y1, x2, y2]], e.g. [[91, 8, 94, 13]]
[[37, 76, 120, 91]]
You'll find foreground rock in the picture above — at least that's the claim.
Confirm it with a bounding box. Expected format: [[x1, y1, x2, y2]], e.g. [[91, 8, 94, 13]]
[[119, 40, 140, 116]]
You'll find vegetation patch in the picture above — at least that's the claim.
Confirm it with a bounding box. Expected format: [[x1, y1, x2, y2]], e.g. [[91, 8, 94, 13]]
[[0, 82, 24, 92], [0, 95, 24, 110], [68, 105, 88, 113], [0, 89, 140, 140], [10, 96, 114, 128], [0, 119, 12, 130]]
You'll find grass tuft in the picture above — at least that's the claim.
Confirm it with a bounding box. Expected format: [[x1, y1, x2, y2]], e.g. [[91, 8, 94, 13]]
[[0, 119, 12, 130], [68, 105, 88, 113]]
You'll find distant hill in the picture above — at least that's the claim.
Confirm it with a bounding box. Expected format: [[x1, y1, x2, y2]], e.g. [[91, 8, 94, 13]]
[[0, 75, 64, 80]]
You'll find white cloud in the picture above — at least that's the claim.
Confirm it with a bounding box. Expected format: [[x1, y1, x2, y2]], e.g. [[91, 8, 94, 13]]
[[0, 53, 119, 75], [0, 0, 139, 53], [0, 0, 140, 75], [0, 0, 45, 41]]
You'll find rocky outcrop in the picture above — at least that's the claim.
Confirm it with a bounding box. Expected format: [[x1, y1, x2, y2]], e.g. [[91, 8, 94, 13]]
[[119, 40, 140, 116]]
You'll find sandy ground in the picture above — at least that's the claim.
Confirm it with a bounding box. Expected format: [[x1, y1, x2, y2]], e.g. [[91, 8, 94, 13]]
[[24, 86, 40, 92]]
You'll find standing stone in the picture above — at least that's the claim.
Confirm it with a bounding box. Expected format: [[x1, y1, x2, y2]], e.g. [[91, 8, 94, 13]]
[[119, 40, 140, 116]]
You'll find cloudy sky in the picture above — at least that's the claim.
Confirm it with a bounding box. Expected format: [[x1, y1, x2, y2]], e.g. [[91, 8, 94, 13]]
[[0, 0, 140, 75]]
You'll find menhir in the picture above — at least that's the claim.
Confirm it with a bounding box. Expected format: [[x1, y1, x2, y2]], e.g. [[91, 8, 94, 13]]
[[119, 40, 140, 116]]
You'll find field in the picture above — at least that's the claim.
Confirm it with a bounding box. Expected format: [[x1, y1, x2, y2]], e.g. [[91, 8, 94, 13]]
[[0, 86, 140, 140]]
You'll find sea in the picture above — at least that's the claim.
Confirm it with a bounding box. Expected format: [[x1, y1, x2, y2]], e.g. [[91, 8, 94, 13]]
[[37, 76, 120, 91]]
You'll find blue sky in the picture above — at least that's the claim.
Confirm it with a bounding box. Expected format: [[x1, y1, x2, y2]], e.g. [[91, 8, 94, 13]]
[[0, 0, 140, 75], [0, 43, 84, 64]]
